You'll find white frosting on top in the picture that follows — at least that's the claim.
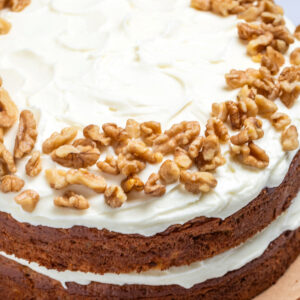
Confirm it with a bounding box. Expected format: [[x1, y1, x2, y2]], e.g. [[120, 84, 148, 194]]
[[2, 191, 300, 289], [0, 0, 299, 235]]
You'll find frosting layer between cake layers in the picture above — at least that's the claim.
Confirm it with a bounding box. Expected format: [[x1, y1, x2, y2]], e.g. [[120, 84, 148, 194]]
[[0, 0, 299, 236]]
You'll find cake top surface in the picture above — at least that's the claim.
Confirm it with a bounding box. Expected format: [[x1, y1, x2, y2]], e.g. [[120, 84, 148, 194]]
[[0, 0, 299, 235]]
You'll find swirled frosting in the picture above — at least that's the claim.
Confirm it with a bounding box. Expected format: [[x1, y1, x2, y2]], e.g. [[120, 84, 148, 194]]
[[0, 0, 299, 235]]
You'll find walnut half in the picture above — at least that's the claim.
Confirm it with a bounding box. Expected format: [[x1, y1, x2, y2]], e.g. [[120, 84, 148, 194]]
[[0, 175, 24, 193], [54, 191, 89, 210], [15, 190, 40, 212]]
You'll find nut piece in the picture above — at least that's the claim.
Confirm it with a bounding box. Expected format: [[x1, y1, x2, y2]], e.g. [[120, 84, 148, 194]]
[[270, 112, 291, 130], [180, 170, 217, 194], [247, 32, 273, 57], [117, 153, 146, 177], [121, 175, 144, 193], [237, 22, 264, 41], [159, 160, 180, 185], [205, 118, 229, 142], [261, 46, 285, 75], [295, 25, 300, 41], [211, 0, 239, 17], [281, 125, 299, 151], [188, 136, 204, 159], [174, 147, 193, 170], [290, 48, 300, 66], [42, 127, 78, 154], [144, 173, 166, 197], [14, 110, 38, 159], [25, 151, 42, 177], [0, 142, 16, 174], [211, 102, 228, 122], [237, 85, 258, 118], [51, 144, 100, 169], [83, 125, 111, 147], [15, 190, 40, 212], [0, 88, 18, 128], [7, 0, 31, 12], [45, 169, 68, 190], [191, 0, 210, 11], [66, 169, 107, 193], [97, 155, 119, 175], [125, 119, 140, 139], [102, 123, 128, 142], [255, 94, 277, 117], [230, 142, 269, 169], [140, 121, 162, 146], [54, 191, 89, 210], [0, 175, 24, 193], [104, 185, 127, 208], [226, 101, 243, 130], [0, 18, 11, 35]]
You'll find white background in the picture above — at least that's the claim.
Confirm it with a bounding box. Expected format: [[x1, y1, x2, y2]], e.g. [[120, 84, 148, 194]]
[[276, 0, 300, 24]]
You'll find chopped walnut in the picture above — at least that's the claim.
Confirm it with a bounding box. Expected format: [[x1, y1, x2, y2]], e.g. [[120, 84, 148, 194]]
[[14, 110, 37, 159], [72, 138, 96, 148], [117, 153, 146, 177], [102, 123, 128, 143], [255, 94, 277, 117], [237, 22, 264, 41], [295, 25, 300, 41], [51, 144, 100, 169], [191, 0, 211, 11], [15, 190, 40, 212], [231, 117, 264, 145], [159, 160, 180, 185], [0, 18, 11, 35], [188, 136, 204, 159], [66, 169, 107, 193], [140, 121, 162, 146], [25, 151, 42, 177], [0, 142, 16, 174], [180, 170, 217, 194], [97, 155, 119, 175], [121, 175, 144, 193], [144, 173, 166, 197], [211, 0, 239, 17], [154, 121, 200, 155], [281, 125, 299, 151], [290, 48, 300, 66], [0, 175, 24, 193], [54, 191, 89, 210], [237, 85, 258, 118], [261, 12, 285, 26], [42, 127, 78, 154], [174, 147, 193, 170], [226, 101, 243, 130], [104, 185, 127, 208], [0, 88, 18, 129], [247, 32, 273, 57], [230, 142, 269, 169], [7, 0, 31, 11], [270, 112, 291, 130], [211, 102, 228, 122], [125, 119, 140, 139], [261, 46, 285, 75], [205, 118, 229, 142], [237, 5, 263, 22], [83, 125, 111, 147], [45, 169, 68, 190]]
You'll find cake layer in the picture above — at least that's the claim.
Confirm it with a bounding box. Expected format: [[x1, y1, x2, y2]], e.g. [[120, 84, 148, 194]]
[[0, 150, 299, 275]]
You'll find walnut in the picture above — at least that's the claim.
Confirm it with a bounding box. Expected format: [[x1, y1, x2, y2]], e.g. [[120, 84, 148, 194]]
[[125, 119, 140, 139], [0, 18, 11, 35], [247, 32, 273, 56], [45, 169, 68, 190], [270, 112, 291, 130], [191, 0, 211, 11], [54, 191, 89, 210], [188, 136, 204, 159], [180, 170, 217, 194], [15, 190, 40, 212], [237, 22, 264, 41], [211, 0, 239, 16], [205, 118, 229, 142], [102, 123, 128, 143], [0, 142, 16, 174], [25, 151, 42, 177], [154, 121, 200, 155], [158, 160, 180, 185], [290, 48, 300, 66], [140, 121, 162, 146], [66, 169, 107, 193], [262, 24, 294, 49], [121, 175, 144, 193], [104, 185, 127, 208], [237, 5, 263, 22], [14, 110, 37, 159], [174, 147, 193, 170], [255, 94, 277, 117], [237, 85, 258, 118], [281, 125, 299, 151], [231, 117, 264, 145], [51, 144, 100, 169], [72, 138, 96, 148], [261, 12, 285, 26], [230, 142, 269, 169], [0, 175, 24, 193], [42, 127, 78, 154], [255, 67, 280, 100], [0, 88, 18, 128], [144, 173, 166, 197], [226, 101, 243, 130], [117, 153, 146, 177], [83, 125, 111, 147], [211, 102, 228, 122], [126, 140, 163, 164], [295, 25, 300, 41], [97, 155, 119, 175], [226, 69, 253, 89], [7, 0, 31, 11], [261, 46, 285, 75]]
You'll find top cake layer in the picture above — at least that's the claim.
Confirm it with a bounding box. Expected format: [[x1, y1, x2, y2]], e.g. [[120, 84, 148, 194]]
[[0, 0, 299, 235]]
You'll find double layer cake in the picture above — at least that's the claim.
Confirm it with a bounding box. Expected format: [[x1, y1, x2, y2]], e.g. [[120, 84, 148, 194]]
[[0, 0, 300, 299]]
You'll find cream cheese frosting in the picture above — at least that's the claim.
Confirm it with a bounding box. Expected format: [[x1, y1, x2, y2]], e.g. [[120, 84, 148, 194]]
[[0, 0, 299, 235], [2, 190, 300, 289]]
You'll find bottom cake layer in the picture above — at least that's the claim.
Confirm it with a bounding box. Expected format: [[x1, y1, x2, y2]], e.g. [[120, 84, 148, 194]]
[[0, 227, 300, 300]]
